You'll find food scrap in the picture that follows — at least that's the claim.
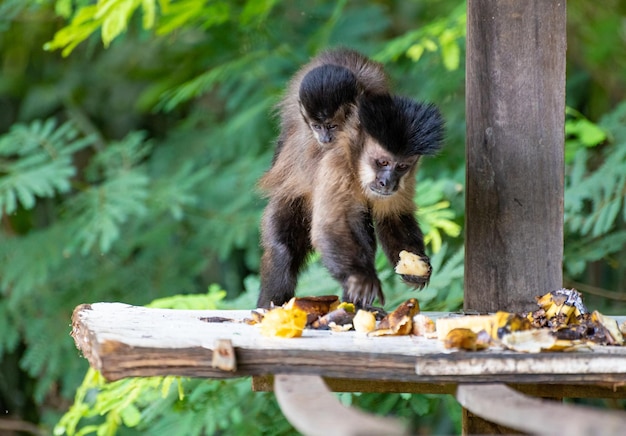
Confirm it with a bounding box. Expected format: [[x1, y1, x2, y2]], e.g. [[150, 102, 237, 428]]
[[369, 298, 420, 336], [444, 328, 491, 351], [353, 309, 377, 333], [258, 305, 307, 338], [250, 288, 623, 354], [437, 288, 623, 352], [395, 250, 430, 276]]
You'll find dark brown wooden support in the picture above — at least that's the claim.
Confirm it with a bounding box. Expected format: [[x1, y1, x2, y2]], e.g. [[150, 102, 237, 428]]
[[464, 0, 566, 314], [464, 0, 566, 433]]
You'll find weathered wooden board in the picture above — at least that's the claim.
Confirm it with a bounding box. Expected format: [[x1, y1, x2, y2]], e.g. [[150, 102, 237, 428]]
[[72, 303, 626, 389], [457, 384, 626, 435], [274, 374, 407, 436], [464, 0, 566, 313]]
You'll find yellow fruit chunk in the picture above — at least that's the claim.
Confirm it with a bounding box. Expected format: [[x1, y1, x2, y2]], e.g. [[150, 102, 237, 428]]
[[443, 328, 490, 351], [436, 314, 496, 341], [395, 250, 429, 276], [353, 309, 376, 333], [259, 307, 307, 338]]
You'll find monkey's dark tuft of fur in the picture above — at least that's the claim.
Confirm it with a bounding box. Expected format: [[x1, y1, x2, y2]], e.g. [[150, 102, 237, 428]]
[[359, 94, 444, 157], [299, 65, 359, 121]]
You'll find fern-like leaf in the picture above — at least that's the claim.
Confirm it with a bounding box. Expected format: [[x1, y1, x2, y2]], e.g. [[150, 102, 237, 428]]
[[0, 119, 93, 215], [67, 170, 149, 254]]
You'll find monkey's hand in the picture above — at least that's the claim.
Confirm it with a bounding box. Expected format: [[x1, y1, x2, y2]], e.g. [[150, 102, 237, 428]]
[[343, 274, 385, 307], [400, 272, 431, 290], [397, 253, 432, 290]]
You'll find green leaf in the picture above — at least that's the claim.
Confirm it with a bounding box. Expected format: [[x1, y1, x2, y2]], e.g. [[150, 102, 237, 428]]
[[120, 404, 142, 427], [44, 5, 104, 56], [0, 119, 93, 215], [440, 37, 460, 71], [67, 170, 149, 254], [98, 0, 140, 48]]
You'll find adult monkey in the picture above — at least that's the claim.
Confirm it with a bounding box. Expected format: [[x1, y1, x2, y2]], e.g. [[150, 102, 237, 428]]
[[257, 92, 444, 308]]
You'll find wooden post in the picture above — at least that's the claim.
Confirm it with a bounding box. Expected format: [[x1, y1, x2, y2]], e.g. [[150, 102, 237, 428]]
[[464, 0, 566, 314], [464, 1, 566, 433]]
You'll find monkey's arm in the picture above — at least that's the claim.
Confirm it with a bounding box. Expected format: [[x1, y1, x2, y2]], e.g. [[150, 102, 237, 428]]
[[310, 170, 384, 307], [375, 213, 431, 289], [313, 209, 384, 307], [257, 196, 313, 308]]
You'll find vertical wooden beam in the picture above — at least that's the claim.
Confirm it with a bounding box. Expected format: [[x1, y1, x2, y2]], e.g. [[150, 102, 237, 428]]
[[464, 0, 566, 314]]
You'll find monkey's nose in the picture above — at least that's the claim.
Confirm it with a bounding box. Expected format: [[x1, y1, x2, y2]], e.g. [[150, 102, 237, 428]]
[[320, 136, 331, 144]]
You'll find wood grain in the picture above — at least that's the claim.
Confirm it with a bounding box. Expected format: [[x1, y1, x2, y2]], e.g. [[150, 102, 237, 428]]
[[457, 384, 626, 434], [72, 304, 626, 389], [274, 374, 407, 436], [464, 0, 566, 313]]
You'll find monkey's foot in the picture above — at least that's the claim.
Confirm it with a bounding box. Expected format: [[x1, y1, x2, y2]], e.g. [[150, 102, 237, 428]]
[[342, 275, 384, 307]]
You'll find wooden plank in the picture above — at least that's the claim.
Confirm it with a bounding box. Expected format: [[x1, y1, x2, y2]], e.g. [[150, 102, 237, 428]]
[[253, 375, 456, 394], [457, 384, 626, 434], [464, 0, 566, 313], [254, 376, 626, 398], [71, 303, 626, 387], [274, 374, 407, 436]]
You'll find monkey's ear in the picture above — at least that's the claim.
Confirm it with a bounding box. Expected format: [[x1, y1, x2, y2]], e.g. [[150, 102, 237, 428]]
[[298, 100, 311, 120]]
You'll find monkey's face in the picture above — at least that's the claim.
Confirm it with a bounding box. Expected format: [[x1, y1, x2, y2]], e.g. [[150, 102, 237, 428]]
[[309, 121, 337, 144], [359, 140, 417, 198], [300, 102, 355, 146]]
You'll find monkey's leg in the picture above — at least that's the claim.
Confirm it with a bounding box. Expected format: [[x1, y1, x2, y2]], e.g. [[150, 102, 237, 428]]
[[257, 197, 312, 308], [376, 213, 432, 289], [312, 207, 384, 307]]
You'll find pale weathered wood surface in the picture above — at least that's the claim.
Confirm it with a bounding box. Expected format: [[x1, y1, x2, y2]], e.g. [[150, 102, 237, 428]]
[[72, 303, 626, 388], [457, 384, 626, 435], [274, 374, 407, 436]]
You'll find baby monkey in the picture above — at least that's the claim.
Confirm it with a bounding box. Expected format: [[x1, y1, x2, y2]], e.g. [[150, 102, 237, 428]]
[[258, 92, 444, 308], [276, 48, 389, 154]]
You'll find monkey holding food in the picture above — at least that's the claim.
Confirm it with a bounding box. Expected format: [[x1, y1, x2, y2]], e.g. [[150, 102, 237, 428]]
[[257, 49, 444, 309]]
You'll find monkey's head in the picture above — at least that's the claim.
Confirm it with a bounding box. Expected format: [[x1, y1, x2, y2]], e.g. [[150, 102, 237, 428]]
[[358, 94, 444, 198], [298, 64, 359, 145]]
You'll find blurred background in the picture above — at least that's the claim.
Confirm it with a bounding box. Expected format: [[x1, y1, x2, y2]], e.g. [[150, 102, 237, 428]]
[[0, 0, 625, 434]]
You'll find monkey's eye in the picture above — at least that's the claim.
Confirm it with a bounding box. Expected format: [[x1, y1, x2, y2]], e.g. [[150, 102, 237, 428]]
[[312, 124, 322, 130], [397, 163, 410, 171], [376, 159, 390, 168], [328, 124, 338, 130]]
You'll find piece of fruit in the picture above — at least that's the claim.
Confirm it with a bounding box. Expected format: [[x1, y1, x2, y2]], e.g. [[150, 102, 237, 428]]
[[443, 328, 490, 351], [259, 306, 307, 338], [395, 250, 430, 276], [436, 314, 496, 341], [412, 314, 436, 337], [369, 298, 420, 336], [353, 309, 377, 333]]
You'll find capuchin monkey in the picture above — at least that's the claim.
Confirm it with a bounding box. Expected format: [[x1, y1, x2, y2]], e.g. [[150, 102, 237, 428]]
[[257, 93, 444, 308], [275, 48, 389, 155]]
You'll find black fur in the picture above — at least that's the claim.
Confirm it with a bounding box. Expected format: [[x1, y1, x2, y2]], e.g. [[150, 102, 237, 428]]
[[257, 196, 313, 308], [299, 64, 358, 121], [359, 94, 444, 157]]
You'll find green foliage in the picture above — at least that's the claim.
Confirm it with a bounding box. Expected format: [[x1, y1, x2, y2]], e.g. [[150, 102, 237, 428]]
[[0, 119, 93, 214], [417, 178, 462, 253], [564, 102, 626, 277], [375, 2, 466, 71], [565, 107, 607, 163]]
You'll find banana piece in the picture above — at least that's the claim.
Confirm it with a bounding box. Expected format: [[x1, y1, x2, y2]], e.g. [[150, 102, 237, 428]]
[[395, 250, 429, 276]]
